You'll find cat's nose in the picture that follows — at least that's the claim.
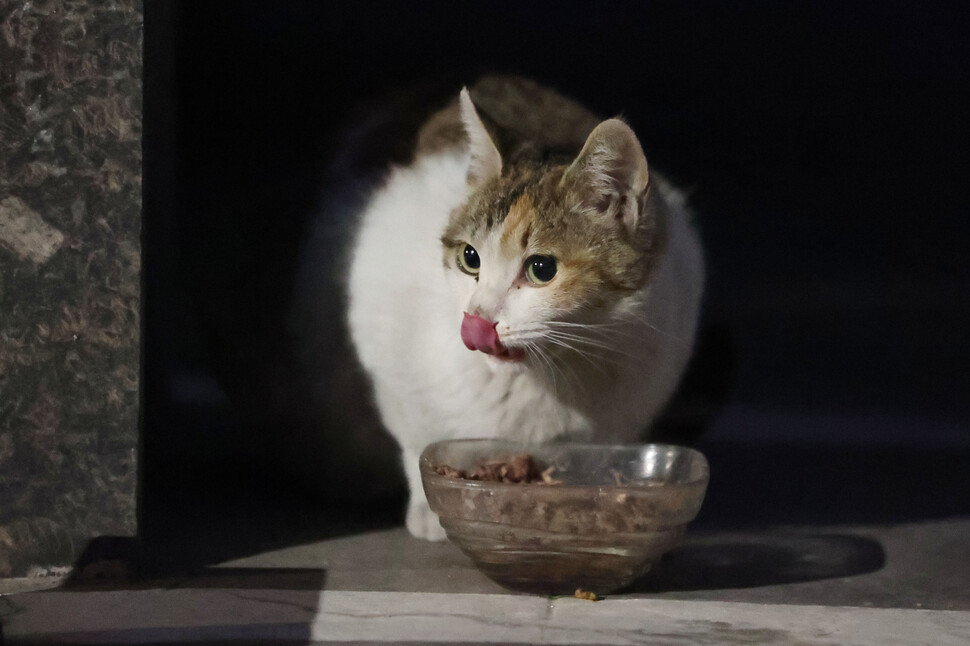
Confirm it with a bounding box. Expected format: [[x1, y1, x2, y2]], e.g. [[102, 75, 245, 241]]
[[461, 312, 502, 354]]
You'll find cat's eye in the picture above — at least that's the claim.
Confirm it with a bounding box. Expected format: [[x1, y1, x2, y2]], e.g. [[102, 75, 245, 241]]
[[457, 243, 481, 276], [525, 255, 557, 285]]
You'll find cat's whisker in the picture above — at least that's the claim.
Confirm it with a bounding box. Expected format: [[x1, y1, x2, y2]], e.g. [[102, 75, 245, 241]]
[[556, 314, 688, 346], [547, 320, 638, 343], [525, 342, 570, 396], [553, 352, 587, 394], [507, 324, 637, 370], [619, 317, 687, 345], [530, 345, 582, 431], [545, 330, 631, 355], [540, 332, 604, 360], [545, 326, 643, 359], [531, 348, 560, 392], [541, 334, 622, 379], [550, 317, 649, 336], [547, 341, 629, 370], [531, 335, 591, 391]]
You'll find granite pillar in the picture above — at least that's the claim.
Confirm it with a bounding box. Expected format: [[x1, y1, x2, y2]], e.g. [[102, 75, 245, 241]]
[[0, 0, 142, 578]]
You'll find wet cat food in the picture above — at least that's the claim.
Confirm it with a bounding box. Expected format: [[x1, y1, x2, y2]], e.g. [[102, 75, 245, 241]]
[[435, 453, 561, 485]]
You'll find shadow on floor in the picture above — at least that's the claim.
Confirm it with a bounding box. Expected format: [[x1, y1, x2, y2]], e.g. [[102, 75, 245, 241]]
[[135, 462, 405, 579], [632, 532, 885, 593]]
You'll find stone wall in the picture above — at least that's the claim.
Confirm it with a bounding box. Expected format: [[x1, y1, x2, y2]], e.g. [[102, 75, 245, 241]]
[[0, 0, 142, 578]]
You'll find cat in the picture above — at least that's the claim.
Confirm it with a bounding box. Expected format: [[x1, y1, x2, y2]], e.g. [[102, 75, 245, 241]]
[[343, 76, 704, 540]]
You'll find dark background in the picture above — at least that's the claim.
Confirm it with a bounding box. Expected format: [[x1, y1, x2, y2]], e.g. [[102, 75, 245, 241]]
[[142, 1, 970, 572]]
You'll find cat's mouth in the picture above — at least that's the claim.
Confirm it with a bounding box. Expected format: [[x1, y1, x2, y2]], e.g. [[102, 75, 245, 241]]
[[489, 346, 527, 363], [461, 312, 527, 362]]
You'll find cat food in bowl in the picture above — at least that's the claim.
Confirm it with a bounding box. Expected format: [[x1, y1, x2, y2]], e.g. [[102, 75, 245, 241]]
[[420, 439, 709, 595]]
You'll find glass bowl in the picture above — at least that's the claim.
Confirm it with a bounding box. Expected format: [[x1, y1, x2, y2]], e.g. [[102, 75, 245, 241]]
[[420, 439, 709, 595]]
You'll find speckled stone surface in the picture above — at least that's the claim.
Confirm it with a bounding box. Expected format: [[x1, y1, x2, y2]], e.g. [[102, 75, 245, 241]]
[[0, 0, 141, 577]]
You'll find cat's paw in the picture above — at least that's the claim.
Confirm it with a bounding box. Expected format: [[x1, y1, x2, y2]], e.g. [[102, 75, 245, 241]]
[[406, 499, 447, 541]]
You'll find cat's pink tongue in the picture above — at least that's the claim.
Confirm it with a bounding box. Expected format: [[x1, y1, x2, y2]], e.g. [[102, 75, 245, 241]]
[[461, 313, 501, 353], [461, 313, 524, 361]]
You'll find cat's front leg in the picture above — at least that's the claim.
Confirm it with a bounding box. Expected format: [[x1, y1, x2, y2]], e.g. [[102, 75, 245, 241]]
[[370, 381, 448, 540], [401, 447, 447, 541]]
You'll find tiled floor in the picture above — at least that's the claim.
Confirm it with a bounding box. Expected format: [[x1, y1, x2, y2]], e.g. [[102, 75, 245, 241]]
[[5, 589, 969, 645], [4, 519, 969, 643]]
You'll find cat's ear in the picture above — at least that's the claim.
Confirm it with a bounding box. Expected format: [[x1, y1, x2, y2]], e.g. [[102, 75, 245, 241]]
[[460, 87, 503, 188], [561, 119, 650, 234]]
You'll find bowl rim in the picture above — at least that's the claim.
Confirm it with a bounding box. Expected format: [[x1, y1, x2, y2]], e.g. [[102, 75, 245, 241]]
[[419, 438, 710, 491]]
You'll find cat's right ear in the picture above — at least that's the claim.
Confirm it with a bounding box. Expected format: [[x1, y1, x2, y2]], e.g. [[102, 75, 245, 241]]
[[560, 119, 650, 236], [460, 88, 502, 188]]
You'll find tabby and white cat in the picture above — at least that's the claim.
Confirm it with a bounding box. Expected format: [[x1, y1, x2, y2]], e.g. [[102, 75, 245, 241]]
[[345, 77, 704, 539]]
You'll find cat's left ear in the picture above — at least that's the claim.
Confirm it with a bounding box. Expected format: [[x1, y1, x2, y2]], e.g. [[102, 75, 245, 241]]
[[561, 119, 650, 234], [459, 88, 503, 188]]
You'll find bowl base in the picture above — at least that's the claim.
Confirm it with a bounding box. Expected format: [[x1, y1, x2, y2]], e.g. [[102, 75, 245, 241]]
[[469, 549, 655, 595]]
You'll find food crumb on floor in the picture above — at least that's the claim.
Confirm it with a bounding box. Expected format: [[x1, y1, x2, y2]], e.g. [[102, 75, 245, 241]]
[[574, 588, 600, 601]]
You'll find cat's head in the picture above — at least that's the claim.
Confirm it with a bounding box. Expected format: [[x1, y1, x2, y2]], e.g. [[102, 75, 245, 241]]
[[441, 89, 666, 369]]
